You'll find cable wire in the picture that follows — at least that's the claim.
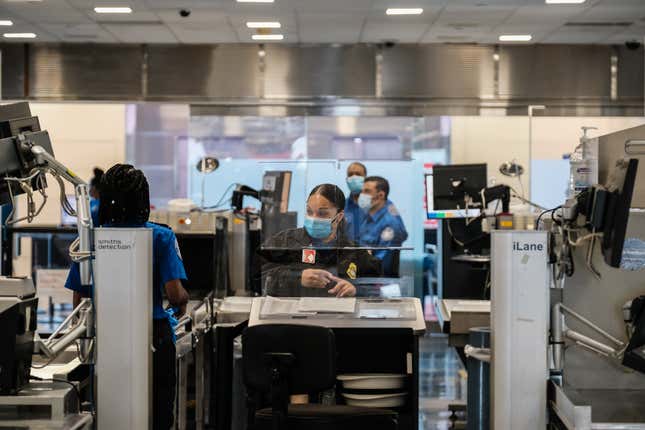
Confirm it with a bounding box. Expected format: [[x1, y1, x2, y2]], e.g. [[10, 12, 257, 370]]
[[31, 376, 81, 412], [509, 186, 547, 211], [196, 182, 239, 211], [446, 219, 465, 247]]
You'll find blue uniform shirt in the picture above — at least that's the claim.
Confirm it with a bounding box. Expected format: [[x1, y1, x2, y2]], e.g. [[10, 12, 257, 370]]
[[89, 198, 100, 227], [64, 222, 187, 322], [358, 200, 408, 275], [344, 194, 364, 242]]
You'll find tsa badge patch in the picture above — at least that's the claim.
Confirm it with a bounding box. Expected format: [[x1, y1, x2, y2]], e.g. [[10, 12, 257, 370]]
[[346, 262, 357, 280], [388, 205, 400, 216], [381, 227, 395, 242], [302, 249, 316, 264]]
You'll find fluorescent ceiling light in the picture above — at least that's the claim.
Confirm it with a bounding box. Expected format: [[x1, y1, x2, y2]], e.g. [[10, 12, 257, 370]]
[[246, 21, 281, 28], [94, 6, 133, 14], [546, 0, 585, 4], [3, 32, 36, 38], [386, 8, 423, 15], [499, 34, 532, 42], [237, 0, 275, 3], [252, 34, 284, 40], [0, 20, 14, 26]]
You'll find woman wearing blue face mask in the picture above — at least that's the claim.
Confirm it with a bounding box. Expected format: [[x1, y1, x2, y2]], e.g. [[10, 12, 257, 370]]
[[260, 184, 382, 297]]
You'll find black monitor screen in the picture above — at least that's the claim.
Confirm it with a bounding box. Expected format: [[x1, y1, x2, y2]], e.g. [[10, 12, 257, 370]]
[[601, 158, 638, 268], [176, 234, 217, 300], [432, 164, 487, 212]]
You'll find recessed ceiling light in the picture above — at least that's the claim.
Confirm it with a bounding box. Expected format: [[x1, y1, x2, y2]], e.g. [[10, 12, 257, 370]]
[[246, 21, 281, 28], [252, 34, 284, 40], [94, 6, 133, 14], [0, 20, 13, 26], [386, 8, 423, 15], [3, 32, 36, 38], [237, 0, 275, 3], [546, 0, 585, 3], [499, 34, 532, 42]]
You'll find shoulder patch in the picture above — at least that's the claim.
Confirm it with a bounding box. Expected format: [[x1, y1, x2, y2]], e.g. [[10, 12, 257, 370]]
[[388, 204, 400, 216], [174, 238, 183, 260], [381, 226, 395, 242]]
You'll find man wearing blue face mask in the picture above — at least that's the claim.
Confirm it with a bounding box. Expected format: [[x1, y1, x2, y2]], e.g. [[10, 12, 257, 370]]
[[358, 176, 408, 276], [260, 183, 382, 297], [344, 162, 367, 242]]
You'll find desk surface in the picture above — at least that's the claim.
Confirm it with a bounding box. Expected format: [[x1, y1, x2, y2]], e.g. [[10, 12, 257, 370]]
[[439, 299, 490, 321], [435, 298, 490, 336], [551, 381, 645, 428], [249, 297, 426, 334], [0, 413, 92, 429]]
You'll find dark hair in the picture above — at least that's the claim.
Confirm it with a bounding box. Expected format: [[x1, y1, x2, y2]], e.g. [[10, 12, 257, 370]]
[[90, 168, 104, 191], [365, 176, 390, 199], [348, 162, 367, 176], [99, 164, 150, 226], [308, 183, 346, 211]]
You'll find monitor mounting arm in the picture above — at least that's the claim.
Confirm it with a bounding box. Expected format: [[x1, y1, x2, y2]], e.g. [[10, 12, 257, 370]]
[[34, 298, 93, 360], [17, 136, 93, 285], [551, 302, 626, 375], [469, 184, 511, 214]]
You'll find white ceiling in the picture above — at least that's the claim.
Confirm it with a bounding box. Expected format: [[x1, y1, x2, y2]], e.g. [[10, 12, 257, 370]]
[[0, 0, 643, 44]]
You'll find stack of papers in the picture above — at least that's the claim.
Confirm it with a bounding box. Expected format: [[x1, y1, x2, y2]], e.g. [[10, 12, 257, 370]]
[[261, 297, 301, 316], [260, 297, 357, 317], [297, 297, 356, 313]]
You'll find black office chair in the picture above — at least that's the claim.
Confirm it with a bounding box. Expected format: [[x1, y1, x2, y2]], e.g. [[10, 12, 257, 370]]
[[242, 324, 398, 430]]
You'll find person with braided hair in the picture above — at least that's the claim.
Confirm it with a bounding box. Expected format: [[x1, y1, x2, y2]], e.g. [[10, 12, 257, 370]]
[[65, 163, 189, 429]]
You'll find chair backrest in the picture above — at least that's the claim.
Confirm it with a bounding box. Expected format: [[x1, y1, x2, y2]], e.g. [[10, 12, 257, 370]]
[[242, 324, 336, 394]]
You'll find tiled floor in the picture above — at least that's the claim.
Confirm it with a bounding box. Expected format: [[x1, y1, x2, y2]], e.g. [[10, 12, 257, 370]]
[[418, 332, 466, 430]]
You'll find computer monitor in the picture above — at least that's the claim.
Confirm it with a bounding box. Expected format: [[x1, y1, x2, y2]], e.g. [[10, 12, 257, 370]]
[[261, 171, 292, 214], [0, 104, 51, 206], [599, 158, 639, 267], [0, 116, 41, 139], [426, 164, 487, 219], [176, 234, 217, 300]]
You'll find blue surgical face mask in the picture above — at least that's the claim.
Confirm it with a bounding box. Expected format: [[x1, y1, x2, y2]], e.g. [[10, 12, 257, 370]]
[[358, 193, 373, 211], [346, 175, 365, 194], [304, 215, 335, 239]]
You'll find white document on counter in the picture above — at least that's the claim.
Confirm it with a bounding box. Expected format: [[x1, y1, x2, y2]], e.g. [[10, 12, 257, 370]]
[[261, 297, 301, 316], [297, 297, 357, 314]]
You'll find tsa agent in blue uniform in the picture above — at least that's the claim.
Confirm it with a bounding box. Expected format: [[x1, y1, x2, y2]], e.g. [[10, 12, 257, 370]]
[[88, 167, 103, 226], [358, 176, 408, 276], [65, 164, 188, 430], [344, 161, 367, 242]]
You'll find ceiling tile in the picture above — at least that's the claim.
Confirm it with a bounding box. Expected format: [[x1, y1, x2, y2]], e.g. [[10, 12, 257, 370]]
[[102, 23, 178, 43], [293, 0, 373, 12], [362, 20, 429, 42], [39, 23, 117, 42], [3, 0, 92, 24], [577, 5, 645, 23], [436, 5, 518, 26], [506, 5, 588, 26], [167, 23, 239, 43]]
